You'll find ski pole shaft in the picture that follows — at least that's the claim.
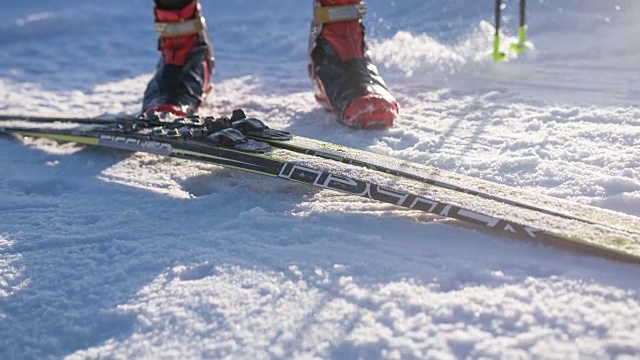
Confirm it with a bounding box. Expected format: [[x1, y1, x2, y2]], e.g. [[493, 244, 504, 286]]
[[511, 0, 528, 53], [0, 114, 135, 123], [493, 0, 506, 62]]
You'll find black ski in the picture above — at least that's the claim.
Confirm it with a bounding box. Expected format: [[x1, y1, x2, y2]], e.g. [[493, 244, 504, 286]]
[[1, 111, 639, 265], [3, 110, 638, 238]]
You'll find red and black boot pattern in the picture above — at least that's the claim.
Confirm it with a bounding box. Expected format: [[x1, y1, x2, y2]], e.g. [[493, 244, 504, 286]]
[[142, 0, 214, 116], [308, 0, 398, 129]]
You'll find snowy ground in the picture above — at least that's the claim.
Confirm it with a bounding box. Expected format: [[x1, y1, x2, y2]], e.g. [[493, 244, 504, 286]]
[[1, 0, 640, 359]]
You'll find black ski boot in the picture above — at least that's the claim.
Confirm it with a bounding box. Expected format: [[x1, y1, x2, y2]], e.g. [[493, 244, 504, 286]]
[[142, 0, 214, 116]]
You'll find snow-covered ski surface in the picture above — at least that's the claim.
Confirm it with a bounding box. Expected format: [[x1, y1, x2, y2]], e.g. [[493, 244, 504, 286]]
[[1, 0, 640, 358]]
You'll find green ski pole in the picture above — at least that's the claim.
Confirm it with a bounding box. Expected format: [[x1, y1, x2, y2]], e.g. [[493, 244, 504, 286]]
[[493, 0, 507, 62], [510, 0, 528, 53]]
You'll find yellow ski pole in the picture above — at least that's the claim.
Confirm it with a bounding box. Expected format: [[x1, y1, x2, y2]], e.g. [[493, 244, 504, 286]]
[[493, 0, 507, 62], [510, 0, 528, 53]]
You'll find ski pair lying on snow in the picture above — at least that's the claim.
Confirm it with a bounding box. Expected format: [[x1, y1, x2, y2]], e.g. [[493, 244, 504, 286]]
[[1, 110, 639, 265]]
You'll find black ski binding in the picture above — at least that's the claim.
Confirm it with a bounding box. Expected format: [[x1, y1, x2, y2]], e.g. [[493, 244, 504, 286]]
[[150, 125, 209, 138], [207, 128, 271, 153], [229, 109, 292, 140], [133, 109, 289, 152]]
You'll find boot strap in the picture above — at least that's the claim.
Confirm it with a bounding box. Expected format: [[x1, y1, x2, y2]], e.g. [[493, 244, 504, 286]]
[[155, 16, 205, 38], [314, 3, 367, 24]]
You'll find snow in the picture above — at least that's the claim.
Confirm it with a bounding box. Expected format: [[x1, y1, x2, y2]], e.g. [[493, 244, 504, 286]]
[[1, 0, 640, 359]]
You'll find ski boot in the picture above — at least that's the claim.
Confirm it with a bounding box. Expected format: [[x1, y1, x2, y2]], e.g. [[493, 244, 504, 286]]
[[308, 0, 398, 129], [142, 0, 214, 117]]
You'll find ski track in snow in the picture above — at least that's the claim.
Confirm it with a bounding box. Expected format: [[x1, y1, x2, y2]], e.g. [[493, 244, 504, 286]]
[[1, 0, 640, 359]]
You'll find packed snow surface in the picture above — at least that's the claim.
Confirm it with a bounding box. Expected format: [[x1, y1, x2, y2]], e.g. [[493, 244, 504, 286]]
[[1, 0, 639, 359]]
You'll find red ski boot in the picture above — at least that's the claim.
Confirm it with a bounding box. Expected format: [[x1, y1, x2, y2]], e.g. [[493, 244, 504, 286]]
[[142, 0, 214, 116], [308, 0, 398, 129]]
